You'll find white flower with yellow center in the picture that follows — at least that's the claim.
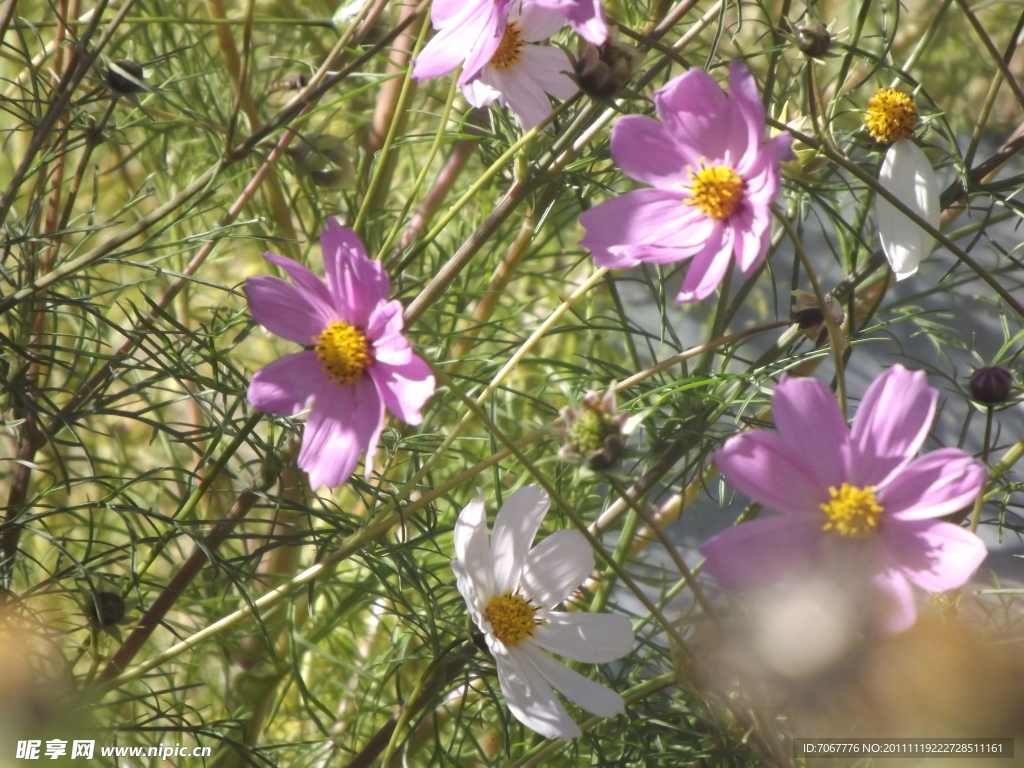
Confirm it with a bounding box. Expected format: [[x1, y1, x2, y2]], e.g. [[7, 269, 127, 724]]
[[866, 88, 940, 281], [452, 485, 634, 740], [462, 4, 578, 131]]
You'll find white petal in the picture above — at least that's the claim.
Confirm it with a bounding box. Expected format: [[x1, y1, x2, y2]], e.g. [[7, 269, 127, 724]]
[[491, 485, 550, 593], [454, 491, 494, 597], [462, 77, 500, 108], [532, 612, 634, 663], [518, 45, 577, 99], [875, 138, 940, 281], [495, 646, 581, 740], [521, 643, 626, 719], [451, 562, 484, 625], [520, 529, 594, 607]]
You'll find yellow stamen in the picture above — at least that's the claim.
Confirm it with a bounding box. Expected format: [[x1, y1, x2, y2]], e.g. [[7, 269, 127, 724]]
[[820, 483, 883, 539], [313, 320, 371, 385], [484, 590, 546, 646], [864, 87, 917, 144], [684, 162, 744, 220], [490, 22, 526, 69]]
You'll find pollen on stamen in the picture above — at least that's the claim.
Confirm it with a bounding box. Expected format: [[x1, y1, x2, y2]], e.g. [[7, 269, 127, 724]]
[[490, 22, 526, 70], [484, 590, 546, 646], [864, 87, 918, 144], [684, 162, 745, 220], [820, 483, 883, 539], [313, 320, 372, 385]]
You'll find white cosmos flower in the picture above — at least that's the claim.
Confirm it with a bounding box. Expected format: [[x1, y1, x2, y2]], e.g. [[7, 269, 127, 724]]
[[875, 137, 940, 280], [452, 485, 634, 740], [462, 4, 578, 131]]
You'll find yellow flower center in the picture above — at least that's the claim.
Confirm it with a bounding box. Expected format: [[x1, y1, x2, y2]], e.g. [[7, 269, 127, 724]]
[[820, 483, 883, 539], [490, 22, 526, 69], [483, 590, 545, 646], [684, 162, 744, 220], [864, 87, 917, 144], [313, 320, 371, 385]]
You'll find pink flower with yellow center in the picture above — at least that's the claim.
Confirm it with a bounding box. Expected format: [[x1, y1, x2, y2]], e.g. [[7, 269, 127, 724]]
[[245, 220, 434, 489], [412, 0, 512, 86], [701, 365, 989, 633], [462, 4, 577, 131], [579, 62, 794, 303]]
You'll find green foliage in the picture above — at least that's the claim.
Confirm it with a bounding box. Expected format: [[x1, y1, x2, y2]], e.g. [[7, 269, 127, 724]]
[[1, 0, 1023, 766]]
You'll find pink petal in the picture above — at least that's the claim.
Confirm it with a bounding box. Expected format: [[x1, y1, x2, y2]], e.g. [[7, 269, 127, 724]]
[[516, 2, 567, 41], [850, 365, 938, 488], [528, 0, 608, 44], [762, 131, 796, 164], [463, 77, 500, 108], [771, 374, 850, 491], [247, 351, 327, 416], [262, 251, 338, 314], [432, 0, 464, 25], [367, 300, 413, 366], [715, 430, 830, 515], [653, 67, 747, 167], [579, 188, 705, 268], [298, 376, 383, 489], [675, 226, 731, 302], [245, 275, 332, 345], [487, 56, 559, 131], [322, 219, 389, 328], [727, 61, 766, 171], [729, 202, 771, 275], [700, 515, 821, 591], [562, 0, 609, 45], [881, 519, 988, 593], [870, 568, 917, 633], [457, 2, 508, 86], [740, 144, 783, 205], [880, 449, 987, 520], [413, 0, 506, 83], [610, 115, 692, 187], [517, 45, 577, 101], [369, 354, 435, 426]]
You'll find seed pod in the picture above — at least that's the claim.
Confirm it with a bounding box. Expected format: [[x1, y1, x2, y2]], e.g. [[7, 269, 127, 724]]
[[559, 389, 631, 471], [969, 366, 1013, 405], [574, 42, 639, 99], [84, 591, 126, 628], [794, 19, 831, 58], [106, 59, 150, 95]]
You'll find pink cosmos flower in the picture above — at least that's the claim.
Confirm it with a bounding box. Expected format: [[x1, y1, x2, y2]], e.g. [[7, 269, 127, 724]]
[[462, 4, 577, 131], [578, 62, 794, 303], [526, 0, 609, 45], [245, 220, 435, 489], [412, 0, 511, 86], [701, 365, 989, 633]]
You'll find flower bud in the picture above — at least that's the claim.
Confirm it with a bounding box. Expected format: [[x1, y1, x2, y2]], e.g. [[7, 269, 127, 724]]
[[84, 591, 126, 628], [969, 366, 1013, 405], [794, 19, 831, 58], [559, 389, 630, 471], [574, 42, 639, 99], [106, 59, 149, 95], [792, 290, 846, 347]]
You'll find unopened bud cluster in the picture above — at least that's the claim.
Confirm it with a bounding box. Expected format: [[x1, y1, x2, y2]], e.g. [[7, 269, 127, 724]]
[[559, 389, 630, 470]]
